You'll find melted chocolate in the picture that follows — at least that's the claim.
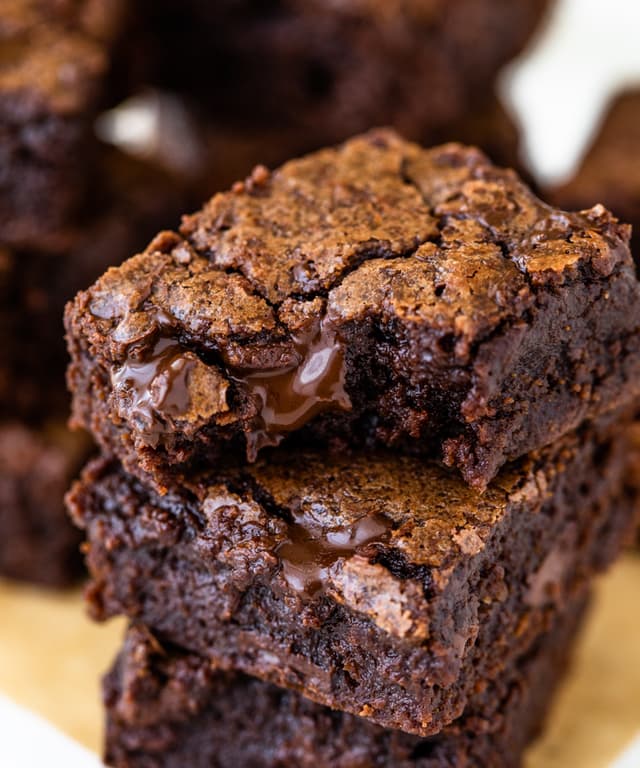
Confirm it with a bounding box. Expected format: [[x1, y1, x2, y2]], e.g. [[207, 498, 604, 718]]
[[111, 337, 198, 446], [111, 313, 350, 455], [234, 320, 352, 459], [277, 511, 392, 597]]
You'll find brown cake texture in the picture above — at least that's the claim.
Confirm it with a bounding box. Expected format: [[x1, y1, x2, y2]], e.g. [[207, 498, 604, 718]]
[[66, 131, 640, 492], [68, 417, 638, 736], [103, 593, 587, 768], [551, 89, 640, 259]]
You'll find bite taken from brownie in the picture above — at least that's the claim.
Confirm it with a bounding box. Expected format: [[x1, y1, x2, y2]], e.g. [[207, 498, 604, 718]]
[[103, 592, 588, 768], [65, 130, 640, 493], [68, 417, 638, 737]]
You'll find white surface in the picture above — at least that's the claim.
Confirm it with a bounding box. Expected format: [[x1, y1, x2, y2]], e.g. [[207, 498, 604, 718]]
[[611, 734, 640, 768], [0, 694, 101, 768], [502, 0, 640, 184]]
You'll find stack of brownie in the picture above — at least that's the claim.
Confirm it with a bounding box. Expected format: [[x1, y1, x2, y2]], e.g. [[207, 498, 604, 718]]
[[0, 1, 191, 585], [1, 0, 555, 585], [64, 130, 640, 766]]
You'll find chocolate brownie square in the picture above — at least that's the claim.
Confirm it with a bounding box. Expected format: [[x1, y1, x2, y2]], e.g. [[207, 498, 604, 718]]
[[0, 0, 127, 249], [103, 594, 587, 768], [66, 131, 640, 491], [67, 419, 637, 736], [551, 89, 640, 260], [0, 421, 90, 586]]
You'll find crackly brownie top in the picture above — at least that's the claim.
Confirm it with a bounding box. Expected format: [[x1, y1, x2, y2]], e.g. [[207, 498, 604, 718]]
[[0, 0, 125, 116], [79, 432, 595, 640], [83, 129, 631, 362]]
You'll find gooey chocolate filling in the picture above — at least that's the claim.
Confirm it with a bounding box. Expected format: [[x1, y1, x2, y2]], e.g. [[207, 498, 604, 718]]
[[276, 511, 393, 598], [233, 319, 351, 459], [111, 318, 352, 456]]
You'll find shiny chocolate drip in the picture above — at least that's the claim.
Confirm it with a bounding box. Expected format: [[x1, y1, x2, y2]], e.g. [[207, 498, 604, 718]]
[[277, 512, 392, 598], [111, 337, 197, 446], [235, 320, 352, 459]]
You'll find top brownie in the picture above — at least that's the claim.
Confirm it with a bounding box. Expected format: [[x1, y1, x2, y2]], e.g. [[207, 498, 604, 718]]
[[0, 0, 126, 248], [65, 130, 640, 490]]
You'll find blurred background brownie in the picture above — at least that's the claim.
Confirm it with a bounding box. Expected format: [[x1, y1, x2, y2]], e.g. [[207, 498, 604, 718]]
[[96, 0, 551, 196], [0, 422, 89, 587], [133, 0, 548, 151], [550, 89, 640, 260], [0, 0, 130, 250]]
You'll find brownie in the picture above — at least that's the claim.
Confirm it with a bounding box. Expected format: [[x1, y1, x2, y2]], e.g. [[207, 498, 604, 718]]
[[103, 593, 588, 768], [551, 89, 640, 260], [65, 131, 640, 491], [0, 421, 90, 586], [135, 0, 548, 151], [67, 419, 637, 736], [0, 0, 128, 249]]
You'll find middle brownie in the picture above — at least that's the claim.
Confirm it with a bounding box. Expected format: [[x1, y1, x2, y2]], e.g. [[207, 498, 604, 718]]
[[67, 419, 638, 737]]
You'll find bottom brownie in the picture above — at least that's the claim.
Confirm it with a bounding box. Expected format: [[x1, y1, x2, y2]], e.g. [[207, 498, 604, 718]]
[[0, 422, 90, 586], [104, 594, 588, 768]]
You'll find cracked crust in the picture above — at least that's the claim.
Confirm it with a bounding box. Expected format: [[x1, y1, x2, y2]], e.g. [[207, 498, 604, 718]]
[[103, 595, 586, 768], [66, 130, 640, 490], [68, 419, 638, 735]]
